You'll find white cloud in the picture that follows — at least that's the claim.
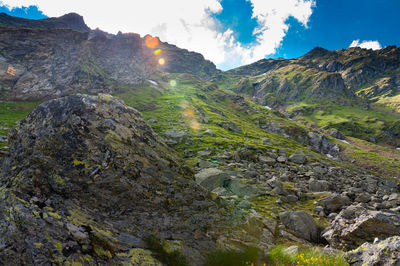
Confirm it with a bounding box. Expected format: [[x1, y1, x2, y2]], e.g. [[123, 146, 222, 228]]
[[0, 0, 315, 70], [349, 39, 382, 50]]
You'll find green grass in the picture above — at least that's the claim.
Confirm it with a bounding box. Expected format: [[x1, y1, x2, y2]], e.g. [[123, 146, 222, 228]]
[[286, 101, 398, 142], [205, 247, 260, 266], [267, 245, 348, 266], [0, 101, 40, 149], [114, 73, 324, 168]]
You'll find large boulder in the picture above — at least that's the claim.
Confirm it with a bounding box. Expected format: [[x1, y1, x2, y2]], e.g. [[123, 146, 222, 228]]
[[323, 208, 400, 249], [195, 168, 230, 191], [320, 194, 351, 213], [0, 94, 237, 265], [346, 236, 400, 266], [279, 211, 320, 243], [288, 153, 307, 164]]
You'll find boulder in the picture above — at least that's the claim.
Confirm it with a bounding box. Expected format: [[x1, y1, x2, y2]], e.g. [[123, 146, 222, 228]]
[[0, 94, 241, 264], [346, 236, 400, 266], [164, 130, 187, 138], [204, 129, 215, 136], [288, 153, 307, 164], [320, 194, 351, 213], [323, 209, 400, 249], [279, 211, 320, 243], [228, 179, 262, 197], [308, 179, 330, 192], [329, 130, 345, 140], [259, 155, 276, 166], [194, 168, 231, 191]]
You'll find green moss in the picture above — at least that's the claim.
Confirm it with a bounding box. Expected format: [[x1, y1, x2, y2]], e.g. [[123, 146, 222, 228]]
[[48, 211, 61, 219], [117, 248, 162, 266], [73, 159, 89, 169], [144, 234, 189, 266]]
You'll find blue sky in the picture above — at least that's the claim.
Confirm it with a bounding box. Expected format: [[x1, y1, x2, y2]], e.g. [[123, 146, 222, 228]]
[[0, 0, 399, 70]]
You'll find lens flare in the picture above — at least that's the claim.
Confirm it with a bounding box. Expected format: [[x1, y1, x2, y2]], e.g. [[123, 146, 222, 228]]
[[145, 35, 159, 49], [169, 80, 177, 87], [191, 121, 201, 131], [154, 49, 162, 55], [158, 58, 165, 65]]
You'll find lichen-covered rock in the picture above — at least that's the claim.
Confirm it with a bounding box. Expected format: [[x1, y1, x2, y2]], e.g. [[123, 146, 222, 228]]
[[279, 211, 320, 243], [0, 94, 245, 265], [345, 236, 400, 266], [323, 208, 400, 250]]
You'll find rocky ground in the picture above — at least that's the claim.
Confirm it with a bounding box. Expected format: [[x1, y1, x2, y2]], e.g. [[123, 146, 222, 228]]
[[0, 94, 269, 265], [0, 93, 399, 265]]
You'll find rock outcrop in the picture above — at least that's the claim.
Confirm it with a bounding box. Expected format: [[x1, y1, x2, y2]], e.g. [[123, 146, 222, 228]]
[[323, 207, 400, 250], [0, 12, 91, 32], [0, 13, 218, 101], [0, 94, 240, 265], [279, 211, 320, 243], [346, 236, 400, 266]]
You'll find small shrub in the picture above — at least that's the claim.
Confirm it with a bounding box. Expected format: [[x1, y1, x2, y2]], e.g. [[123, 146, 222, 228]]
[[144, 234, 189, 266]]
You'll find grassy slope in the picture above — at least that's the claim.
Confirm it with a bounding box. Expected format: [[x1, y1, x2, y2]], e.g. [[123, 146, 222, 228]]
[[1, 73, 397, 265], [0, 101, 41, 149], [115, 73, 322, 165]]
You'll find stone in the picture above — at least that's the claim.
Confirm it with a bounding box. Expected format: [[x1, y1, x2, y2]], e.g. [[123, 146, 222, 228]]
[[355, 193, 371, 203], [284, 246, 299, 254], [259, 155, 276, 165], [276, 156, 287, 163], [198, 160, 211, 169], [308, 179, 330, 192], [204, 129, 215, 136], [320, 194, 351, 213], [288, 153, 307, 164], [345, 236, 400, 266], [228, 179, 262, 197], [329, 130, 345, 140], [194, 168, 230, 191], [237, 200, 252, 209], [323, 210, 400, 249], [164, 130, 187, 138], [279, 211, 320, 242]]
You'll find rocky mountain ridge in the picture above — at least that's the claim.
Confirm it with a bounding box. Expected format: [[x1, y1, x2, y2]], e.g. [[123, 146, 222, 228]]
[[0, 13, 218, 101], [0, 12, 90, 32], [227, 45, 400, 107]]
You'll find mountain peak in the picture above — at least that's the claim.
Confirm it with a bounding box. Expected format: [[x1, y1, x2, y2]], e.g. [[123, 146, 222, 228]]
[[0, 12, 90, 32]]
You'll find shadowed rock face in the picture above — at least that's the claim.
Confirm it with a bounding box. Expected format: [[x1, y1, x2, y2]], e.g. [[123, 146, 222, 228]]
[[0, 94, 239, 265], [0, 12, 91, 32], [0, 13, 218, 101]]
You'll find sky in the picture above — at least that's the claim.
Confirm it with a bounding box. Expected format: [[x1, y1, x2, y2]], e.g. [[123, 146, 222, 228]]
[[0, 0, 399, 70]]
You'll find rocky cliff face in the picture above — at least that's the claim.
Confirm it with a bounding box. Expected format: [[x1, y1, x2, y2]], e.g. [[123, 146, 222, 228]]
[[0, 14, 218, 101], [0, 94, 247, 265]]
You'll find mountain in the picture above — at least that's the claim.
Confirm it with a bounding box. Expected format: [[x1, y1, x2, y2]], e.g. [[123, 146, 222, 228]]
[[0, 12, 400, 265], [220, 46, 400, 147], [0, 12, 91, 32], [0, 14, 217, 101]]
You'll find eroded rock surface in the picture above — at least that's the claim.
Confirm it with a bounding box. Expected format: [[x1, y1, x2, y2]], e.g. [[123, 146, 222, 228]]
[[0, 94, 245, 265], [323, 206, 400, 250], [346, 236, 400, 266]]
